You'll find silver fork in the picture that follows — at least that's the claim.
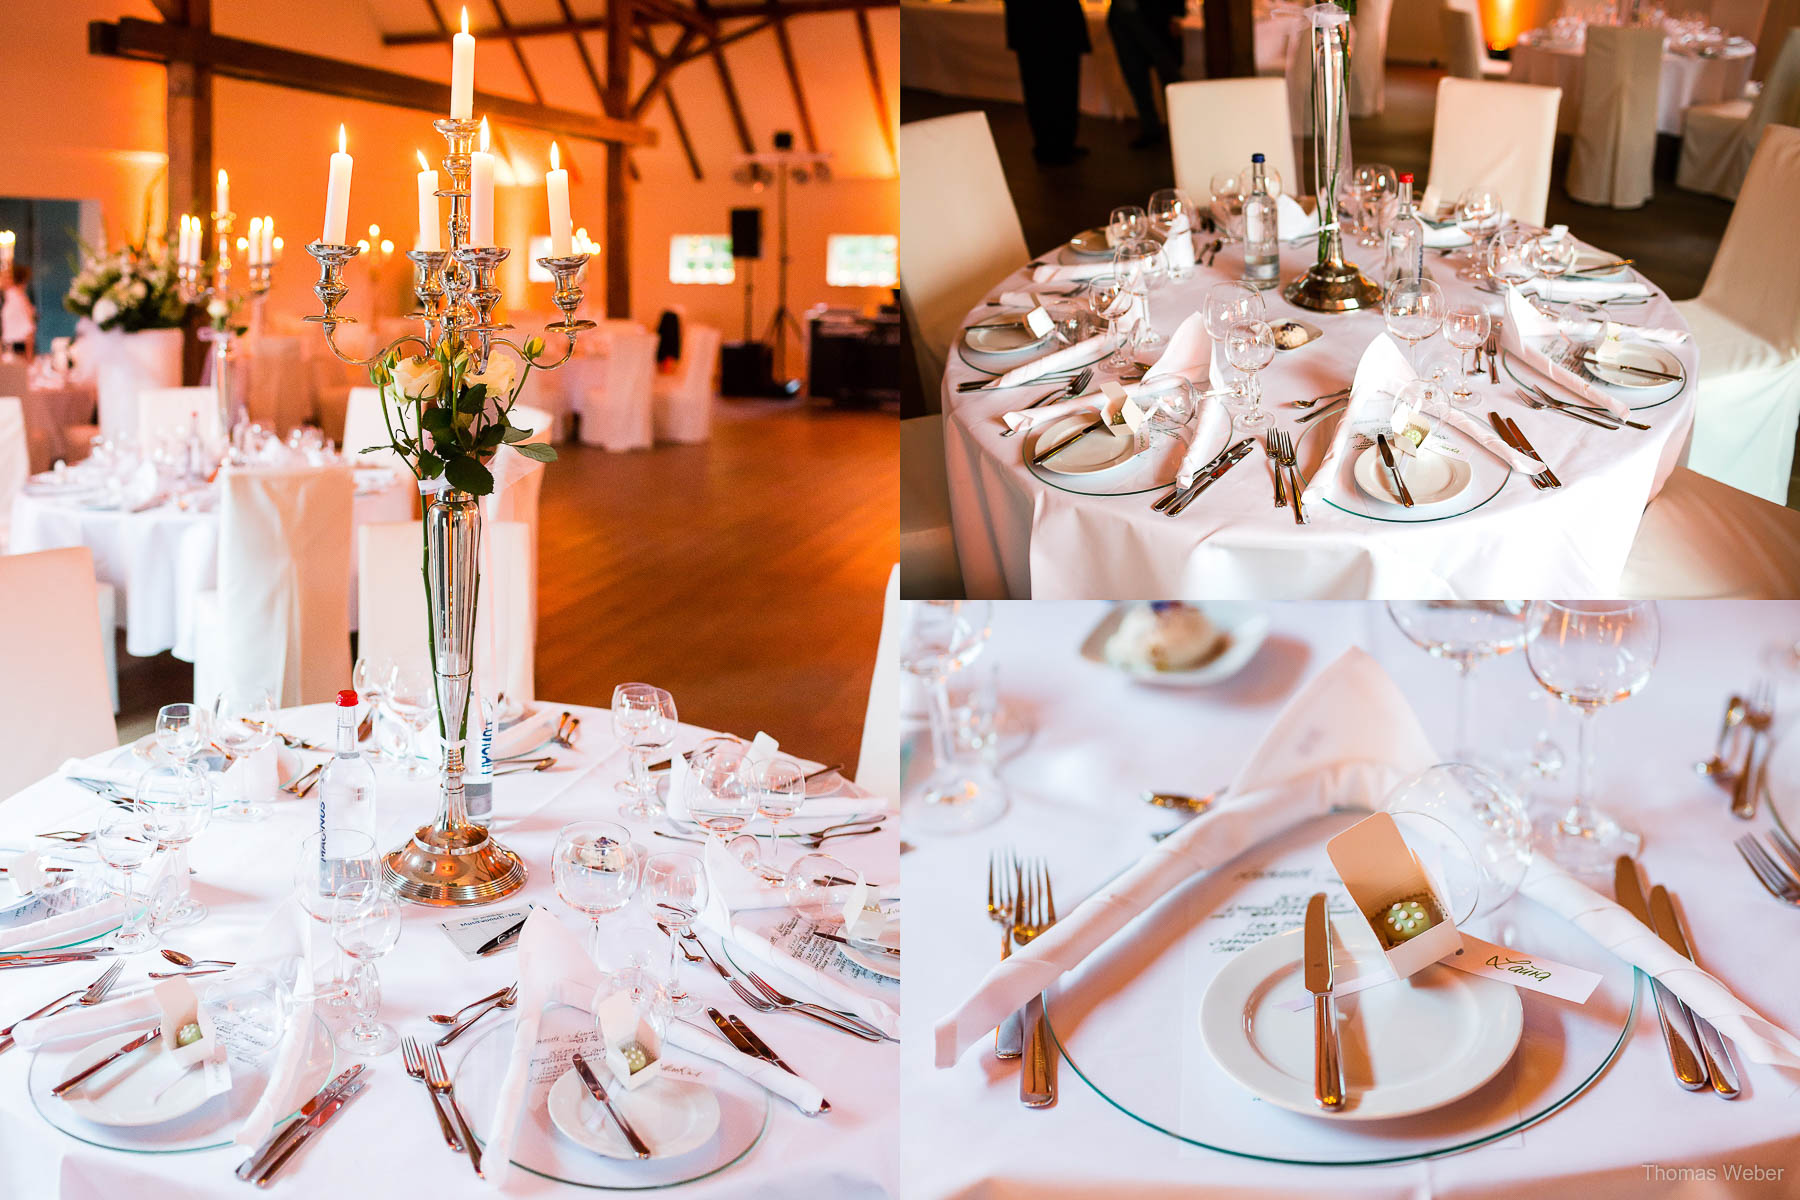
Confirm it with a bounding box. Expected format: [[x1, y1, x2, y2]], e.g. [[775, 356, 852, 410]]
[[0, 960, 122, 1054], [1000, 368, 1094, 438], [1278, 431, 1308, 525], [683, 931, 780, 1013], [1016, 858, 1058, 1107], [1735, 835, 1800, 906], [423, 1041, 483, 1177], [401, 1036, 463, 1152], [1731, 679, 1776, 820], [1264, 434, 1286, 507], [988, 848, 1021, 1058], [740, 968, 892, 1041]]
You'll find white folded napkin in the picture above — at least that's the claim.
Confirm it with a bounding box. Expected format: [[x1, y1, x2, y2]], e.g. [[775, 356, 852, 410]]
[[702, 840, 790, 912], [1277, 193, 1320, 241], [1000, 312, 1209, 436], [59, 756, 143, 790], [1162, 213, 1197, 272], [0, 898, 125, 954], [987, 332, 1119, 391], [664, 1018, 824, 1114], [1421, 221, 1472, 250], [1029, 261, 1121, 285], [1613, 322, 1688, 345], [1526, 278, 1653, 302], [1500, 285, 1631, 418]]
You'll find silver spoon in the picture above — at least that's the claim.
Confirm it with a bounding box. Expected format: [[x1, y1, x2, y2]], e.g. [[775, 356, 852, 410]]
[[1292, 387, 1351, 409], [161, 950, 236, 970], [428, 985, 514, 1025], [1695, 695, 1748, 780]]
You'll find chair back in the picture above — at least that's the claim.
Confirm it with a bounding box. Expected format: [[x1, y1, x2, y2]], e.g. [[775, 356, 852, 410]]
[[356, 522, 430, 681], [138, 387, 220, 447], [1699, 123, 1800, 356], [576, 327, 657, 450], [0, 396, 24, 544], [899, 112, 1028, 405], [245, 335, 311, 435], [1746, 27, 1800, 139], [1440, 2, 1485, 80], [654, 324, 723, 444], [1168, 78, 1299, 214], [1567, 26, 1664, 208], [855, 565, 901, 803], [1420, 77, 1563, 225], [0, 548, 117, 795], [473, 521, 535, 706]]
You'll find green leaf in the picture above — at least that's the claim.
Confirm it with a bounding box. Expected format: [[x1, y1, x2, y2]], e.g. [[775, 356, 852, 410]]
[[511, 441, 557, 463], [501, 422, 532, 444], [457, 382, 489, 413], [417, 451, 445, 479], [358, 444, 389, 455], [476, 422, 507, 449], [419, 406, 453, 436], [444, 454, 495, 495]]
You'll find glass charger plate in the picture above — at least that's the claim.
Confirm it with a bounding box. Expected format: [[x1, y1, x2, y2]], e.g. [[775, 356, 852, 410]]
[[1499, 347, 1686, 413], [1764, 729, 1800, 842], [1292, 409, 1512, 525], [1025, 421, 1225, 498], [0, 843, 119, 952], [453, 1005, 768, 1190], [1044, 811, 1637, 1166], [28, 1014, 335, 1154]]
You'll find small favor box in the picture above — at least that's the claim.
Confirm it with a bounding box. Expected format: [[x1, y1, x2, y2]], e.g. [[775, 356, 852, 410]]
[[152, 978, 232, 1095], [1326, 812, 1460, 982], [594, 990, 662, 1091]]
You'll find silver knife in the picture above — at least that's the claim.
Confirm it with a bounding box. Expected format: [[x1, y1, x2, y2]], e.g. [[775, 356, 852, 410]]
[[1375, 433, 1414, 507], [1647, 885, 1740, 1099], [237, 1064, 366, 1180], [254, 1080, 369, 1187], [1304, 893, 1344, 1109], [1614, 856, 1708, 1090], [1153, 440, 1237, 511], [1168, 439, 1255, 516], [709, 1008, 831, 1113], [571, 1051, 652, 1158], [51, 1027, 161, 1095], [1582, 354, 1679, 382], [1487, 324, 1501, 383], [813, 930, 900, 956], [1500, 415, 1561, 488], [1031, 414, 1124, 465], [1525, 382, 1652, 431]]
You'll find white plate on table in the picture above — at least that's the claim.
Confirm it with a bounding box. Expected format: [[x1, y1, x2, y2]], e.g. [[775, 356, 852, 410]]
[[1068, 227, 1113, 257], [548, 1068, 721, 1159], [1200, 927, 1522, 1120], [1584, 342, 1684, 390], [964, 314, 1051, 355], [1078, 602, 1271, 688], [1353, 445, 1472, 508], [1570, 248, 1632, 279], [840, 937, 901, 981], [57, 1031, 215, 1127], [1028, 412, 1144, 476]]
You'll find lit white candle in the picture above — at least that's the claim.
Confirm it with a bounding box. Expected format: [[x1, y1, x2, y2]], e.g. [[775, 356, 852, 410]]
[[546, 141, 572, 257], [416, 150, 441, 252], [323, 124, 353, 245], [177, 215, 191, 265], [451, 7, 475, 121], [247, 217, 263, 265], [469, 117, 495, 247], [215, 169, 229, 217], [261, 216, 274, 265]]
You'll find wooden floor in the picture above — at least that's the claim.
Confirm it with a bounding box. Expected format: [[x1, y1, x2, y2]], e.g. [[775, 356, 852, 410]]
[[116, 400, 899, 773]]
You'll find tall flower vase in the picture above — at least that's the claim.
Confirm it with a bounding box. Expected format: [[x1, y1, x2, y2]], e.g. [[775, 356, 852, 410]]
[[90, 327, 184, 443], [381, 486, 529, 905]]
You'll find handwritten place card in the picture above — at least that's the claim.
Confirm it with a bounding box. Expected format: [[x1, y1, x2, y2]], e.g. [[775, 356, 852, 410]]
[[1444, 932, 1602, 1003]]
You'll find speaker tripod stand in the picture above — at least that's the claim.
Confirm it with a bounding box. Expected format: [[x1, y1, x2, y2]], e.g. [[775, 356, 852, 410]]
[[733, 140, 831, 396]]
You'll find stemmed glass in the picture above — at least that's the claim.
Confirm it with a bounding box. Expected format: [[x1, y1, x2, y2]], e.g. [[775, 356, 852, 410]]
[[1525, 600, 1660, 875], [686, 739, 757, 844], [138, 765, 213, 929], [640, 853, 708, 1014], [1350, 164, 1398, 247], [382, 663, 435, 778], [96, 807, 161, 952], [1113, 239, 1167, 351], [1147, 188, 1195, 281], [1487, 228, 1536, 296], [612, 683, 677, 819], [1204, 282, 1265, 396], [352, 656, 388, 746], [553, 821, 642, 967], [331, 879, 403, 1056], [1455, 188, 1504, 280], [902, 601, 1004, 834], [1086, 274, 1135, 369], [1384, 277, 1446, 372], [1443, 305, 1490, 407], [294, 829, 378, 1007], [1559, 301, 1608, 371], [155, 703, 207, 766], [750, 758, 806, 883], [1209, 174, 1245, 240], [1387, 602, 1544, 763], [1108, 205, 1148, 246], [1132, 376, 1198, 452], [212, 686, 275, 821], [1529, 232, 1579, 299], [1224, 319, 1276, 429]]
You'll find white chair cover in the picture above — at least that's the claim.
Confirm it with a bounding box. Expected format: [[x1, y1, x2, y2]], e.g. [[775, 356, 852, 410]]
[[1419, 77, 1563, 225], [855, 565, 900, 803], [1440, 0, 1509, 80], [900, 414, 963, 598], [138, 387, 221, 447], [310, 355, 357, 443], [575, 325, 657, 451], [1348, 0, 1395, 116], [473, 521, 535, 708], [0, 396, 24, 551], [1675, 123, 1800, 502], [356, 522, 430, 680], [1567, 26, 1664, 209], [1619, 467, 1800, 597], [1677, 27, 1800, 201], [0, 548, 117, 798], [652, 325, 723, 444], [484, 408, 549, 702], [510, 360, 569, 442], [192, 464, 354, 709], [899, 112, 1028, 410], [1169, 78, 1299, 210], [244, 335, 312, 435], [96, 582, 119, 714]]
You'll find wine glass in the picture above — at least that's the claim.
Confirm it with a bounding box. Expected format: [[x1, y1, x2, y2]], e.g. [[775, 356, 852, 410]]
[[382, 663, 435, 778], [294, 829, 378, 1007], [1384, 277, 1446, 372], [1387, 602, 1544, 763], [1528, 232, 1579, 298], [96, 806, 161, 952], [1350, 164, 1398, 247], [1487, 228, 1536, 296], [1132, 376, 1198, 449], [1239, 161, 1284, 205], [902, 601, 1004, 834], [1443, 305, 1491, 408], [1204, 282, 1265, 396], [1559, 301, 1608, 370], [1107, 205, 1148, 247], [751, 757, 806, 883], [612, 682, 677, 819], [1209, 173, 1245, 240], [1455, 187, 1504, 279], [1525, 601, 1660, 875], [352, 656, 388, 743], [1148, 188, 1195, 281], [1113, 238, 1167, 352], [155, 703, 206, 766], [686, 738, 757, 844], [1224, 319, 1276, 430], [138, 764, 213, 929], [553, 821, 642, 966], [212, 686, 275, 821], [640, 853, 708, 1014], [331, 879, 403, 1056], [1086, 274, 1136, 369], [784, 853, 860, 924]]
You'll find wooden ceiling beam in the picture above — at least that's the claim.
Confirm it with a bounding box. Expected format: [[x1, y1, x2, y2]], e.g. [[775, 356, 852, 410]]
[[488, 0, 547, 106], [605, 0, 634, 316], [630, 28, 698, 119], [768, 10, 817, 152], [381, 0, 894, 45], [854, 8, 894, 172], [662, 88, 704, 182]]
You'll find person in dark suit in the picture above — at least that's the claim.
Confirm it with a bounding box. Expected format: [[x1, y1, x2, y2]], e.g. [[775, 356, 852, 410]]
[[1003, 0, 1090, 166], [1108, 0, 1186, 148]]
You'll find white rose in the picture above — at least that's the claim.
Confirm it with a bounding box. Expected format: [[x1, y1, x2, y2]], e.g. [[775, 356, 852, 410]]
[[131, 279, 148, 301], [92, 297, 119, 327], [206, 298, 230, 320], [392, 355, 444, 400], [466, 354, 518, 399]]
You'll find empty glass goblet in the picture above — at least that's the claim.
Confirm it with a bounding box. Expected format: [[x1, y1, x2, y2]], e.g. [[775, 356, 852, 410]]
[[553, 820, 641, 966], [96, 807, 161, 952], [212, 686, 276, 821], [1086, 273, 1136, 369], [331, 879, 403, 1056], [751, 757, 806, 883], [641, 852, 708, 1013], [1113, 238, 1167, 351], [612, 682, 677, 819], [1224, 318, 1276, 430], [155, 703, 207, 766], [1443, 305, 1491, 407], [1384, 277, 1446, 372], [382, 663, 435, 779], [903, 601, 1004, 834], [1131, 375, 1198, 450], [686, 738, 757, 845], [1455, 187, 1504, 279], [1204, 281, 1265, 395], [294, 829, 378, 1007], [1147, 188, 1196, 281], [1108, 204, 1149, 246], [138, 764, 214, 929], [1387, 601, 1544, 762], [1350, 163, 1398, 247]]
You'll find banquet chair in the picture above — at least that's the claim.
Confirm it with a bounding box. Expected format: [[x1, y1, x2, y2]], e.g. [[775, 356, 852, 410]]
[[0, 396, 24, 552], [1675, 123, 1800, 503], [1419, 77, 1562, 225], [899, 112, 1028, 408], [575, 324, 657, 451], [137, 387, 221, 447], [1168, 78, 1299, 208], [0, 548, 117, 798], [356, 522, 429, 680], [1677, 27, 1800, 201], [901, 414, 964, 598], [244, 335, 311, 435], [1440, 0, 1510, 80], [1348, 0, 1396, 116], [191, 464, 355, 710], [855, 564, 901, 804], [1619, 467, 1800, 597], [1566, 26, 1663, 209], [652, 324, 723, 444], [484, 409, 548, 700]]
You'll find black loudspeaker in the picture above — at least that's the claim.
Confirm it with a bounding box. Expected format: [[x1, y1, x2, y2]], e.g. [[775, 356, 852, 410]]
[[729, 208, 763, 260], [773, 130, 795, 151], [721, 341, 775, 397]]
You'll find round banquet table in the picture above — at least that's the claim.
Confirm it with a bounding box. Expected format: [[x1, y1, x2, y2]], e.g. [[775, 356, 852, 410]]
[[19, 379, 98, 473], [0, 702, 898, 1199], [901, 600, 1800, 1199], [1511, 32, 1756, 135], [940, 237, 1697, 599], [7, 469, 414, 660]]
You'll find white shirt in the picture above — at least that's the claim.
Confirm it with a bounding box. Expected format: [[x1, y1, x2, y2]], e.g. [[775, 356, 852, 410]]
[[1, 285, 35, 346]]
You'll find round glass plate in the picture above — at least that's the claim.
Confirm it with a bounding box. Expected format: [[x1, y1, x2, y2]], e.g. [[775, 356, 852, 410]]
[[1044, 811, 1637, 1166], [0, 845, 120, 952], [1764, 729, 1800, 842], [1499, 346, 1686, 413], [1026, 421, 1229, 498], [452, 1005, 769, 1190], [1292, 409, 1511, 525], [956, 330, 1113, 380], [28, 1014, 335, 1153]]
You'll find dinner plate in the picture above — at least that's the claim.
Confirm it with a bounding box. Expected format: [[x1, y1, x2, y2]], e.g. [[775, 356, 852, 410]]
[[1764, 728, 1800, 843], [1584, 341, 1684, 390], [1352, 445, 1473, 508], [1200, 927, 1523, 1120], [1078, 602, 1271, 688], [57, 1032, 216, 1128], [547, 1068, 721, 1160], [841, 938, 901, 981], [1028, 412, 1145, 475], [1570, 248, 1631, 279], [964, 314, 1050, 355], [1068, 227, 1113, 257]]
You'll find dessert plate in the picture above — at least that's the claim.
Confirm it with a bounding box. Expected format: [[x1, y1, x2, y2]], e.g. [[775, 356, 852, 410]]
[[1068, 227, 1113, 257], [1029, 412, 1145, 476], [1077, 602, 1270, 688], [1352, 445, 1473, 508], [1584, 342, 1684, 390], [964, 312, 1051, 355], [58, 1032, 215, 1128], [548, 1068, 721, 1160]]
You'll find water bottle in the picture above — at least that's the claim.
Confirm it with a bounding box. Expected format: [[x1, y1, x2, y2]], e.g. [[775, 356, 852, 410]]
[[1241, 153, 1280, 289], [1382, 172, 1427, 291], [464, 689, 495, 822], [318, 689, 377, 852]]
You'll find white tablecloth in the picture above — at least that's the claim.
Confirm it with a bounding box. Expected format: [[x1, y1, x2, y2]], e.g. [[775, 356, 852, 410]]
[[18, 381, 97, 473], [902, 600, 1800, 1199], [941, 243, 1697, 599], [900, 1, 1296, 120], [8, 474, 414, 659], [0, 702, 898, 1198], [1512, 35, 1756, 135]]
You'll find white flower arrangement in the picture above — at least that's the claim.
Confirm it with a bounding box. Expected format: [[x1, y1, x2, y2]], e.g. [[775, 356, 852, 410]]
[[64, 242, 189, 333]]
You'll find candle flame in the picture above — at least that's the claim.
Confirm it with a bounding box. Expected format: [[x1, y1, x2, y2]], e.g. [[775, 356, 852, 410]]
[[338, 124, 347, 154], [550, 141, 560, 171], [417, 148, 430, 172], [218, 168, 227, 188], [461, 7, 469, 35], [479, 117, 490, 153], [369, 224, 381, 240], [248, 217, 261, 235]]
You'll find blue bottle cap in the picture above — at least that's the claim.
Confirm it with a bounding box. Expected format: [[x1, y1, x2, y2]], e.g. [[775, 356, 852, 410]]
[[1252, 153, 1265, 163]]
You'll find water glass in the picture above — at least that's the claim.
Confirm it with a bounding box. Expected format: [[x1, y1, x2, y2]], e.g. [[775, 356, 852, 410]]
[[1147, 188, 1195, 280], [1350, 164, 1398, 247], [553, 820, 642, 966], [1204, 282, 1265, 395], [96, 807, 161, 951], [902, 601, 1004, 834], [641, 853, 708, 1013], [1386, 601, 1543, 761], [1455, 187, 1504, 279], [784, 853, 860, 925], [1443, 305, 1491, 407], [1384, 277, 1446, 372], [294, 829, 378, 1006], [331, 880, 403, 1056], [1112, 238, 1167, 351], [155, 703, 206, 765], [382, 663, 435, 778], [1086, 274, 1135, 368], [1108, 205, 1149, 246], [686, 737, 757, 843], [138, 765, 214, 929], [753, 758, 806, 882], [1224, 319, 1276, 430], [212, 686, 276, 821], [612, 682, 677, 819]]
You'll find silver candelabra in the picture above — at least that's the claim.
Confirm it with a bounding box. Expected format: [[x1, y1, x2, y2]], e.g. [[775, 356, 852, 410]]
[[176, 208, 272, 439]]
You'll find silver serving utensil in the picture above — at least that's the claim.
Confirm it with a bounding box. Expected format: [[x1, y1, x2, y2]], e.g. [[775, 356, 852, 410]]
[[1736, 834, 1800, 905], [1295, 394, 1349, 424], [1277, 430, 1307, 524], [988, 847, 1022, 1058], [1017, 857, 1058, 1108], [1486, 322, 1501, 383], [739, 965, 890, 1041], [428, 985, 513, 1024], [1292, 386, 1351, 409], [493, 756, 555, 776], [1648, 886, 1740, 1099], [1581, 354, 1678, 382], [1516, 387, 1621, 430], [236, 1064, 365, 1180], [52, 1027, 161, 1095], [1000, 368, 1095, 438], [1304, 893, 1344, 1110], [813, 929, 899, 956], [1264, 433, 1286, 507], [1375, 433, 1413, 507], [1614, 856, 1709, 1089], [720, 1011, 829, 1113], [1523, 381, 1652, 430], [1167, 439, 1255, 516], [436, 984, 517, 1048], [161, 950, 235, 970], [1497, 414, 1561, 489], [571, 1051, 651, 1158]]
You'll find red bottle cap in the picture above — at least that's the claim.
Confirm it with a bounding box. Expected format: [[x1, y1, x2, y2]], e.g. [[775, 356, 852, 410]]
[[337, 689, 358, 707], [1399, 172, 1414, 183]]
